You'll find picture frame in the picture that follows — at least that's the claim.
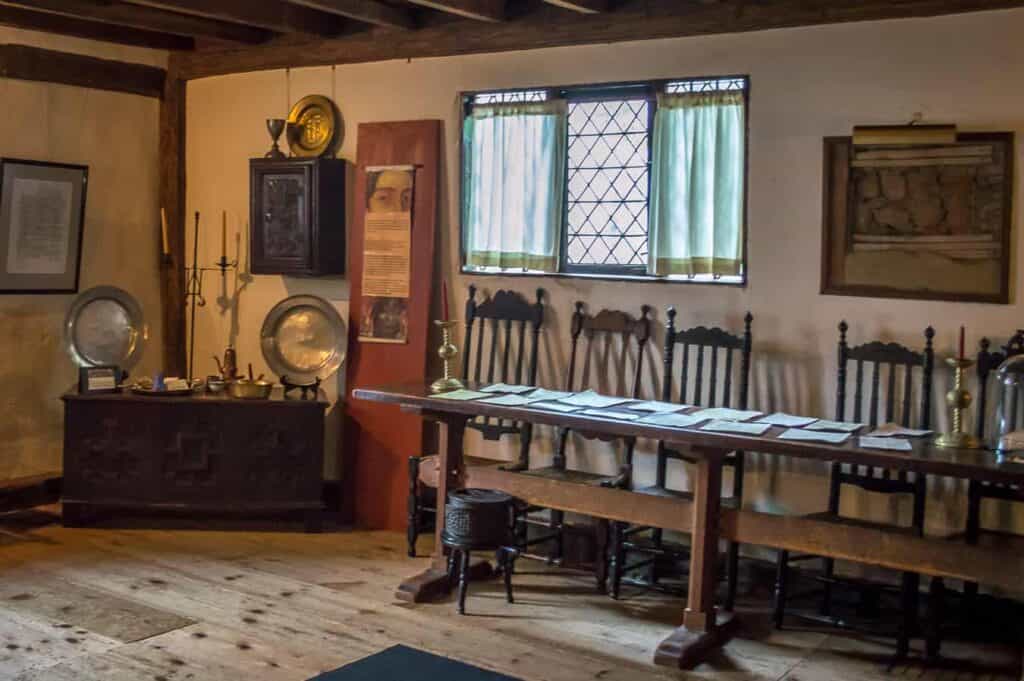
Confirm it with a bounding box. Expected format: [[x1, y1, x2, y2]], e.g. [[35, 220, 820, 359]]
[[78, 365, 121, 394], [820, 133, 1012, 304], [0, 158, 88, 294]]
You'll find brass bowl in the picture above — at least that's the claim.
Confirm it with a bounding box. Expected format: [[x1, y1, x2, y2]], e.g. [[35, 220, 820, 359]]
[[229, 379, 273, 400]]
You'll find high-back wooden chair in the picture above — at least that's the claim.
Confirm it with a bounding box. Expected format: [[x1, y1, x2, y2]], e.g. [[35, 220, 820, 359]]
[[774, 321, 934, 662], [608, 308, 752, 604], [520, 302, 652, 570], [963, 331, 1024, 599], [406, 286, 544, 557]]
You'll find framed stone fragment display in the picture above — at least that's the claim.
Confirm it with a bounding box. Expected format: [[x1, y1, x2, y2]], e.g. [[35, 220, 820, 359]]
[[821, 133, 1012, 303]]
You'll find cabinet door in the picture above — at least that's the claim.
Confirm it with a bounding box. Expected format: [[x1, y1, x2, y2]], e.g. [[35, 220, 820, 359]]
[[252, 164, 313, 274]]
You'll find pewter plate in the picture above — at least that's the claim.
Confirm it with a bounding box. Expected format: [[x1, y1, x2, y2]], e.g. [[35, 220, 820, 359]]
[[65, 285, 146, 370], [260, 295, 345, 384]]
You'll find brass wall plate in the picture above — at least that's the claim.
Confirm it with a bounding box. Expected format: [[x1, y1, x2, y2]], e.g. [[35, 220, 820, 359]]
[[286, 95, 342, 158]]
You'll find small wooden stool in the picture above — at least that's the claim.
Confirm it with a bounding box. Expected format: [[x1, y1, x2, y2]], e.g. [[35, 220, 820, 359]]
[[442, 489, 519, 615]]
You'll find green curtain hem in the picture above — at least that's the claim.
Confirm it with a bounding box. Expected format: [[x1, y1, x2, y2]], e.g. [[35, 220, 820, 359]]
[[466, 252, 558, 272], [651, 257, 742, 277]]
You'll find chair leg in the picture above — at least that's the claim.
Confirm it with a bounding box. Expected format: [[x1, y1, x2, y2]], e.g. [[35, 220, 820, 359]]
[[610, 521, 626, 600], [963, 482, 982, 614], [649, 527, 662, 585], [594, 519, 609, 594], [926, 577, 946, 662], [457, 550, 471, 615], [821, 557, 835, 617], [725, 540, 740, 612], [896, 571, 919, 661], [773, 550, 789, 629], [407, 457, 421, 558], [446, 548, 458, 589], [549, 510, 564, 565], [503, 549, 517, 604]]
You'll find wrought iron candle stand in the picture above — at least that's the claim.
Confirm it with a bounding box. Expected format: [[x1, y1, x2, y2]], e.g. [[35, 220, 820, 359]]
[[431, 320, 464, 394], [935, 356, 983, 449], [184, 211, 238, 383]]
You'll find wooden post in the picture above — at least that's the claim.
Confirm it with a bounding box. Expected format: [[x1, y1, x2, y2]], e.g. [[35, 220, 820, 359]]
[[655, 448, 738, 669], [159, 66, 187, 378]]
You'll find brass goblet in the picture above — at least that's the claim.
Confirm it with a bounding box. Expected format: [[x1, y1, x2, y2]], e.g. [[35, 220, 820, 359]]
[[265, 118, 287, 159]]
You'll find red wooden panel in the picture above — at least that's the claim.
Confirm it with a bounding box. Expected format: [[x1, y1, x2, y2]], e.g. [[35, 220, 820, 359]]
[[343, 120, 440, 529]]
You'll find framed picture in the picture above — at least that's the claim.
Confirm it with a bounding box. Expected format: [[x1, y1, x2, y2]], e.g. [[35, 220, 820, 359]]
[[0, 158, 88, 294], [821, 133, 1012, 303], [78, 365, 121, 394]]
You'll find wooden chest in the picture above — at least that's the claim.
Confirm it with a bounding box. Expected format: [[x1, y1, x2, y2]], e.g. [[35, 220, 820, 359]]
[[61, 389, 327, 531]]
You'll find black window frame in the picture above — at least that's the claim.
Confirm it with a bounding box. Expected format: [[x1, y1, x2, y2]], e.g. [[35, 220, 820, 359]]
[[459, 75, 751, 285]]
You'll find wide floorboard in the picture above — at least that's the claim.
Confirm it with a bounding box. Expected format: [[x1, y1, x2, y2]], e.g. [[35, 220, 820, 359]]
[[0, 511, 1018, 681]]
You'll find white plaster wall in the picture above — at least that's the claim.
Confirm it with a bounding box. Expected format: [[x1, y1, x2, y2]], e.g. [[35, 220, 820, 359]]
[[0, 30, 166, 480], [186, 8, 1024, 534]]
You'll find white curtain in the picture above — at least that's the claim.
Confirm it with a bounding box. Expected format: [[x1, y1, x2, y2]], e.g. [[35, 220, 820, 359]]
[[648, 91, 746, 277], [462, 100, 567, 271]]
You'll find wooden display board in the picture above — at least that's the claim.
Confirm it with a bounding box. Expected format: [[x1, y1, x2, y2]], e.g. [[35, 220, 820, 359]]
[[343, 120, 440, 529]]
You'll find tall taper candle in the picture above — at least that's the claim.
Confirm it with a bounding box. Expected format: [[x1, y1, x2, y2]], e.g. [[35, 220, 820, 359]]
[[441, 279, 450, 322], [160, 207, 169, 257], [221, 210, 227, 261]]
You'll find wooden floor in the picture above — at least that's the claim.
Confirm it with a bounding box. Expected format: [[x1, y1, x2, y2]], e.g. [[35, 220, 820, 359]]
[[0, 510, 1019, 681]]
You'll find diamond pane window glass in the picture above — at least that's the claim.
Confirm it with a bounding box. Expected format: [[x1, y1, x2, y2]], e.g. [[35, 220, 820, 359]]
[[666, 77, 746, 94], [566, 98, 650, 268], [473, 90, 548, 104]]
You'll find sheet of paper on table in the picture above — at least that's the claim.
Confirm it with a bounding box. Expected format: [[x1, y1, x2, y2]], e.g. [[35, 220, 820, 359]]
[[479, 383, 537, 394], [777, 428, 850, 444], [556, 389, 632, 409], [625, 400, 688, 413], [756, 412, 819, 428], [700, 419, 772, 436], [804, 419, 864, 433], [478, 394, 537, 406], [859, 436, 913, 451], [529, 401, 583, 413], [639, 412, 709, 428], [434, 389, 490, 401], [525, 388, 575, 402], [580, 408, 641, 421], [863, 423, 933, 438], [693, 407, 763, 422]]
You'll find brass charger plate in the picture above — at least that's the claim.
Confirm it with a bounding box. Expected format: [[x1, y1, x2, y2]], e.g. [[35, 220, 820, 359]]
[[260, 295, 346, 385], [64, 285, 146, 370], [286, 95, 342, 158]]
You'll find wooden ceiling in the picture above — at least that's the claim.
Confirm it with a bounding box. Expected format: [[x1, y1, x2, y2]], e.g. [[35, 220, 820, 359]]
[[0, 0, 1022, 79]]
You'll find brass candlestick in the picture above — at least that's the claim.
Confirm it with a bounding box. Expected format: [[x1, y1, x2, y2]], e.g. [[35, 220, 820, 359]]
[[431, 320, 464, 394], [935, 356, 982, 449]]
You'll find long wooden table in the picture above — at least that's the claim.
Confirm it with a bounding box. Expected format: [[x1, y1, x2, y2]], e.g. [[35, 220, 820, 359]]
[[353, 383, 1024, 670]]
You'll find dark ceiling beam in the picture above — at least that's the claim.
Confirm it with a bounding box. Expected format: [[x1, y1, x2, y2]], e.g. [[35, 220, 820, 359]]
[[121, 0, 345, 37], [541, 0, 608, 13], [405, 0, 505, 22], [173, 0, 1024, 80], [0, 0, 270, 43], [283, 0, 415, 30], [0, 44, 166, 98], [0, 5, 194, 50]]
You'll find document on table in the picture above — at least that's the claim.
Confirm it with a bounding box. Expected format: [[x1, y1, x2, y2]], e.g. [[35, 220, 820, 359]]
[[556, 389, 632, 409], [863, 423, 933, 438], [580, 408, 641, 421], [777, 428, 850, 444], [804, 420, 864, 433], [858, 436, 913, 451], [756, 412, 819, 428], [700, 419, 772, 436], [624, 400, 688, 413], [692, 407, 763, 422], [525, 388, 575, 402], [434, 389, 490, 401], [479, 383, 537, 394], [479, 394, 537, 407], [529, 401, 583, 413], [639, 412, 709, 429]]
